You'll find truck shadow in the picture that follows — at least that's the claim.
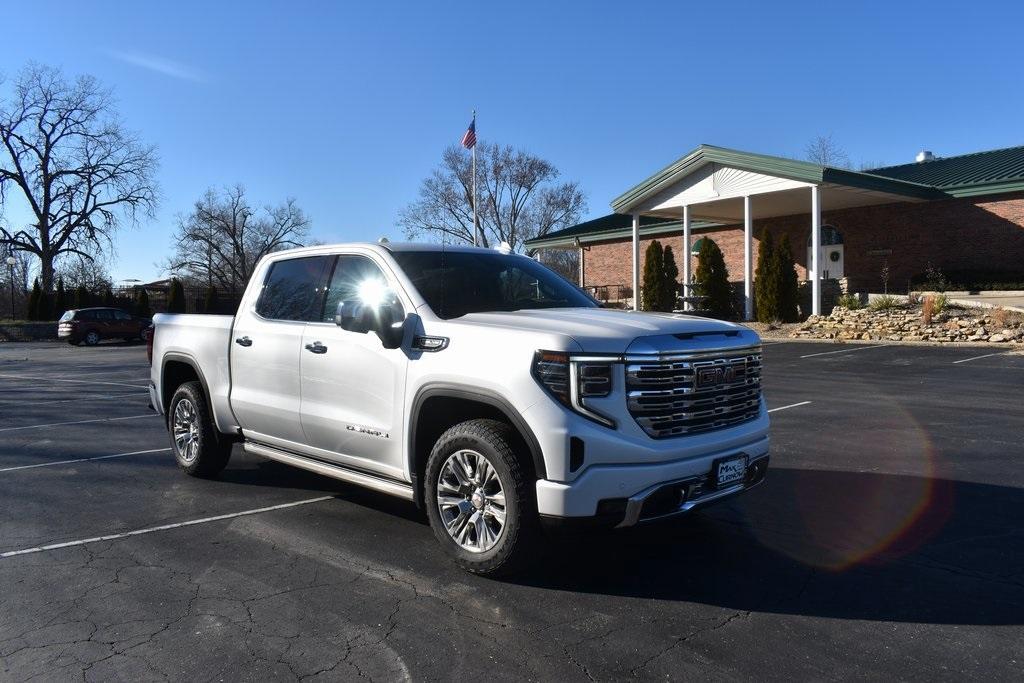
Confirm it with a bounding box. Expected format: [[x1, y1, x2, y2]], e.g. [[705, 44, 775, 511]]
[[510, 467, 1024, 626]]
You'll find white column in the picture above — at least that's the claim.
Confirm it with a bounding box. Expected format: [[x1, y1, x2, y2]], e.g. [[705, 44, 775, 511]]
[[682, 205, 691, 311], [811, 185, 822, 316], [631, 213, 640, 311], [743, 195, 753, 321], [578, 246, 585, 287]]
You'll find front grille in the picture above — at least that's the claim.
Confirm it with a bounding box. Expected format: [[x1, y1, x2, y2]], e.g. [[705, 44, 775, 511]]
[[625, 347, 762, 438]]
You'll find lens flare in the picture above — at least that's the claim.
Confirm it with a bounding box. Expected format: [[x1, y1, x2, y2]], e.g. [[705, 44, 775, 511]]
[[747, 395, 954, 572], [357, 279, 390, 307]]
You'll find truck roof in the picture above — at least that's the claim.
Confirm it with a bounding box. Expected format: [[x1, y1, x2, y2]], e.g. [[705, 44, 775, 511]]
[[269, 241, 521, 256]]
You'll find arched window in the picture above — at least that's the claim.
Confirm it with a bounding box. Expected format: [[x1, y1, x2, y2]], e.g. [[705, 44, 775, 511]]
[[807, 225, 843, 246], [690, 237, 717, 257]]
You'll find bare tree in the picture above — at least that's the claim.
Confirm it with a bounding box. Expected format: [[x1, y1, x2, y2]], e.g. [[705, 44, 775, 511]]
[[537, 248, 580, 284], [399, 142, 586, 252], [165, 185, 310, 294], [57, 252, 113, 292], [0, 64, 159, 291], [805, 134, 851, 169]]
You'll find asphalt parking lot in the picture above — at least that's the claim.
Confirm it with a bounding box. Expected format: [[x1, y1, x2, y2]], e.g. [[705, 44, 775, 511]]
[[1, 340, 1022, 681]]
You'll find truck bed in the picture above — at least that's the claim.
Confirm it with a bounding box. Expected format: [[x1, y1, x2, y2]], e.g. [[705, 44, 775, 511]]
[[150, 313, 238, 433]]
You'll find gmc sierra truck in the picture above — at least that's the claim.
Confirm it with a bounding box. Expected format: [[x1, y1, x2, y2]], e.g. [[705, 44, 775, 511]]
[[149, 242, 769, 575]]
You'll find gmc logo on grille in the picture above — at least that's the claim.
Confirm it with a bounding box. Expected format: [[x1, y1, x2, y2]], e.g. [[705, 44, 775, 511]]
[[696, 366, 736, 388]]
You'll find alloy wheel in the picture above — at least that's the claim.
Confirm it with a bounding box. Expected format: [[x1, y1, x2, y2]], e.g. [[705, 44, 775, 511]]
[[436, 449, 507, 553], [172, 398, 200, 463]]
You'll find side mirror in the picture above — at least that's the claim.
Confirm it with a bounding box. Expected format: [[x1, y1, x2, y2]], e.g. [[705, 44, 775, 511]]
[[336, 300, 372, 334], [335, 299, 407, 350]]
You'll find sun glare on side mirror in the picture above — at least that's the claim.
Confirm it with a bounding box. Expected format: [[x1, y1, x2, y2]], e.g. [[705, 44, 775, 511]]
[[357, 279, 391, 307]]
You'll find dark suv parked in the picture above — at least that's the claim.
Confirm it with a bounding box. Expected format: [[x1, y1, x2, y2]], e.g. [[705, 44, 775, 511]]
[[58, 308, 152, 346]]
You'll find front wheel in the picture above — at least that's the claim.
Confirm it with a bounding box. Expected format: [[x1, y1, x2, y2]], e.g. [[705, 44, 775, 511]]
[[83, 330, 101, 346], [168, 381, 232, 477], [424, 419, 539, 576]]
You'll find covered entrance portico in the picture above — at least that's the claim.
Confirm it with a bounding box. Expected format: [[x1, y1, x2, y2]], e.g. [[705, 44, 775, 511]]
[[610, 145, 942, 318]]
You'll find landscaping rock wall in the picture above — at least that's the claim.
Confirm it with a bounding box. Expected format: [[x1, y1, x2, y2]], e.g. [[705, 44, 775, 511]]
[[792, 306, 1024, 344]]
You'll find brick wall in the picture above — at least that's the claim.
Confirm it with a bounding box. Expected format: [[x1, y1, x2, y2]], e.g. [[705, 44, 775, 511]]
[[582, 193, 1024, 294]]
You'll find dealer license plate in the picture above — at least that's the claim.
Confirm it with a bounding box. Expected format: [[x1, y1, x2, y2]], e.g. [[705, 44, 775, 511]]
[[715, 455, 747, 487]]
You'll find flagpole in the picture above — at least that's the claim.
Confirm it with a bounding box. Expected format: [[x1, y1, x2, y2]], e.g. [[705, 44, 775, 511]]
[[471, 110, 478, 247]]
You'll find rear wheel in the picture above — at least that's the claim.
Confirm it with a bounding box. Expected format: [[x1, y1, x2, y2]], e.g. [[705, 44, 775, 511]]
[[168, 381, 232, 477], [424, 419, 539, 576]]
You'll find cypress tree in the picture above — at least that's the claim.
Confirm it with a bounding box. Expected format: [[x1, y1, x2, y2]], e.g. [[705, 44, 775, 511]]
[[167, 278, 186, 313], [74, 284, 91, 309], [103, 288, 115, 306], [202, 284, 218, 314], [53, 278, 69, 320], [776, 234, 800, 322], [135, 288, 152, 318], [27, 278, 41, 321], [694, 239, 733, 319], [640, 240, 665, 311], [754, 230, 778, 322], [662, 245, 680, 312]]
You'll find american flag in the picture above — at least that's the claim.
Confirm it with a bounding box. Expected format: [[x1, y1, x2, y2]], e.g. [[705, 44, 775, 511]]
[[460, 118, 477, 149]]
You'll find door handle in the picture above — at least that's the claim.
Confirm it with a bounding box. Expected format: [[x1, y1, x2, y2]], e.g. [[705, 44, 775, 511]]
[[304, 341, 328, 354], [235, 336, 253, 347]]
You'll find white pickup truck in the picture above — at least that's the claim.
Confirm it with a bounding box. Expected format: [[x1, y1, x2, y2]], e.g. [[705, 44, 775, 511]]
[[149, 242, 769, 574]]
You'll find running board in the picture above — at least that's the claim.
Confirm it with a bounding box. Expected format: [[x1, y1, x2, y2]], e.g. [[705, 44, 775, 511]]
[[243, 442, 415, 501]]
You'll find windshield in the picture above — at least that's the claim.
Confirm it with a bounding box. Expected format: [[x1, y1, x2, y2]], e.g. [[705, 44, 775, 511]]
[[392, 250, 598, 319]]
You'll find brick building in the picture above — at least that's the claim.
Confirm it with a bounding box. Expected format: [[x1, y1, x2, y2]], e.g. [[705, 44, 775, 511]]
[[525, 144, 1024, 318]]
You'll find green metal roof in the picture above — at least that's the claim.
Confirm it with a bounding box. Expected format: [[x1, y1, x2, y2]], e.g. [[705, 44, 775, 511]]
[[610, 144, 944, 213], [528, 143, 1024, 250], [865, 145, 1024, 197], [525, 213, 720, 250]]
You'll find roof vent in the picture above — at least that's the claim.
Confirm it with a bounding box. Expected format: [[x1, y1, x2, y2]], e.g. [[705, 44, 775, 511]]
[[915, 150, 935, 163]]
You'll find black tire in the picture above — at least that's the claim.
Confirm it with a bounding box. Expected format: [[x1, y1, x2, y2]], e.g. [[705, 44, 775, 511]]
[[83, 330, 101, 346], [167, 381, 232, 477], [424, 419, 539, 576]]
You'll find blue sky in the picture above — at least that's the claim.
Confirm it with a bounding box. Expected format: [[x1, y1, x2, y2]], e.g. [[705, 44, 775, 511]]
[[3, 0, 1023, 282]]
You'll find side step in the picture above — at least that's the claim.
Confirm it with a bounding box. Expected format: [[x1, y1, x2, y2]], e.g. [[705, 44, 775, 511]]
[[243, 441, 415, 501]]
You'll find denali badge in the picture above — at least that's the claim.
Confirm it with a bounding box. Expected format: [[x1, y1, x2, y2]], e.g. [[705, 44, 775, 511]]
[[346, 424, 390, 439], [696, 366, 736, 388]]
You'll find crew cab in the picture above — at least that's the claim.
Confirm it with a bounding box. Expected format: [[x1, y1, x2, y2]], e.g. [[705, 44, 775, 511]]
[[149, 242, 769, 574]]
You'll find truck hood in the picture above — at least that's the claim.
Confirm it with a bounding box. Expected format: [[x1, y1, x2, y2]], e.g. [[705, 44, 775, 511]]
[[451, 308, 759, 354]]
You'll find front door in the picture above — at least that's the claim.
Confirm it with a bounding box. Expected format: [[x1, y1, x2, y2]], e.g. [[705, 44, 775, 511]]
[[808, 244, 845, 280], [230, 254, 333, 446], [299, 254, 409, 480]]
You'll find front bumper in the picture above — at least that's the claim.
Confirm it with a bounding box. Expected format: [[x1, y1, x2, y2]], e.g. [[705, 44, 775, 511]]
[[535, 435, 769, 527]]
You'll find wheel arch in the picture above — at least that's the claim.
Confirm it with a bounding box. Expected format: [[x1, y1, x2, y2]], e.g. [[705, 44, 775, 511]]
[[161, 353, 215, 429], [409, 383, 546, 509]]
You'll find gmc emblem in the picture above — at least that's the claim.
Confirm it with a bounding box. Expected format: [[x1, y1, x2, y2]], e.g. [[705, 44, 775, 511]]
[[696, 366, 736, 388]]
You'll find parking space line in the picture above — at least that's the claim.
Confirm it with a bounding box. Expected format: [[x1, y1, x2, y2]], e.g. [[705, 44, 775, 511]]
[[0, 372, 148, 389], [0, 391, 147, 407], [0, 496, 336, 559], [0, 447, 171, 473], [0, 413, 157, 433], [767, 401, 812, 413], [799, 345, 885, 359], [952, 353, 1003, 365]]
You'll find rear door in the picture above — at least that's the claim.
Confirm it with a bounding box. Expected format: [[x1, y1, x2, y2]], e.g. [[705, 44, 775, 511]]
[[298, 253, 410, 479], [229, 255, 333, 446]]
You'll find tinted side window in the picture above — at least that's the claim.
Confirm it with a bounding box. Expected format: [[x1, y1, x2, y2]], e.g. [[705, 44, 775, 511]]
[[94, 310, 114, 321], [113, 310, 131, 321], [321, 255, 403, 322], [256, 256, 332, 321]]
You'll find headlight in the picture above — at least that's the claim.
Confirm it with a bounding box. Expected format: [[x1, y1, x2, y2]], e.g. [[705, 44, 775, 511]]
[[532, 350, 616, 428]]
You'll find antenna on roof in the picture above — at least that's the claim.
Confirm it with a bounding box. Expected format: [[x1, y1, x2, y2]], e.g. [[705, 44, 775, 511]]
[[378, 237, 390, 244]]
